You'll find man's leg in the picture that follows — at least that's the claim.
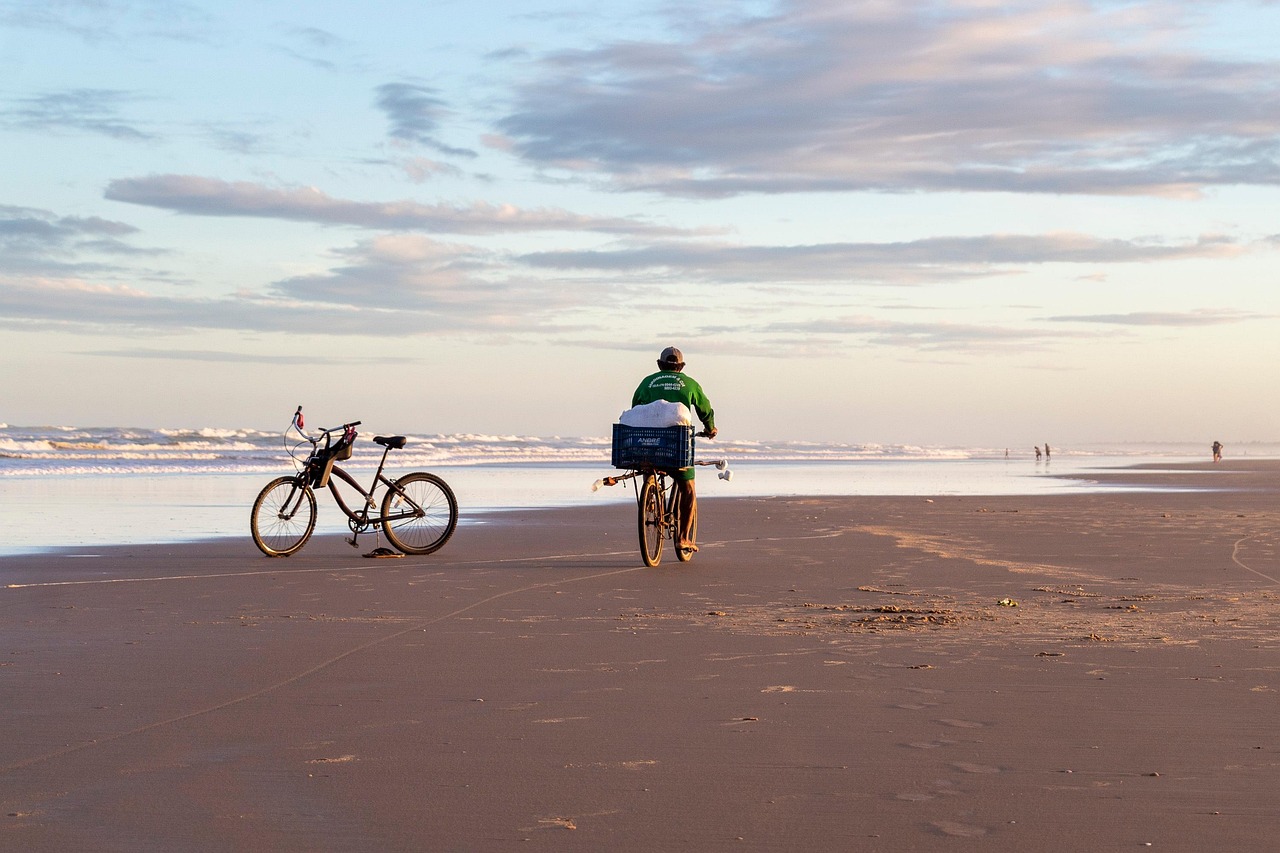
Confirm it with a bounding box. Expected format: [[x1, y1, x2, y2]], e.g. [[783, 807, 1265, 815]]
[[677, 478, 698, 551]]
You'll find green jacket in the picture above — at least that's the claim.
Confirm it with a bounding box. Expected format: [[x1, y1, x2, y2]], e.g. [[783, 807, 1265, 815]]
[[632, 370, 715, 433]]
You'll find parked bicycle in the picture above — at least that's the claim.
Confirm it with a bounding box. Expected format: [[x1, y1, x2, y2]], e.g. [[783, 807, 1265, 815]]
[[594, 424, 730, 566], [250, 406, 458, 557]]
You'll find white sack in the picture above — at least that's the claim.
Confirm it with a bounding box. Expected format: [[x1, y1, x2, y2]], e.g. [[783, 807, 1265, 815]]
[[619, 400, 692, 428]]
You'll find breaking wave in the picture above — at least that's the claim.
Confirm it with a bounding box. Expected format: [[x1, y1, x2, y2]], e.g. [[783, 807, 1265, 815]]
[[1, 424, 1271, 478]]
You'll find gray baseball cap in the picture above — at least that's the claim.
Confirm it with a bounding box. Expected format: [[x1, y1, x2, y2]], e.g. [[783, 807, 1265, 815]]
[[659, 346, 684, 366]]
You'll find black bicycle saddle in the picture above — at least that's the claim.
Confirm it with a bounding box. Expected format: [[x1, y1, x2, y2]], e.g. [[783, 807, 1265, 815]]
[[374, 435, 407, 450]]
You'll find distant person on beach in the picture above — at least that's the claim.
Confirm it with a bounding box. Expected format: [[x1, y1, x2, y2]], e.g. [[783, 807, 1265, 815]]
[[632, 346, 717, 552], [1045, 444, 1051, 460], [1035, 446, 1042, 461], [1212, 441, 1223, 463]]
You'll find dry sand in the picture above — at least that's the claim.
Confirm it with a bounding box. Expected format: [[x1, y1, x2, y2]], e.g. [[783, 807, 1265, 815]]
[[3, 460, 1279, 851]]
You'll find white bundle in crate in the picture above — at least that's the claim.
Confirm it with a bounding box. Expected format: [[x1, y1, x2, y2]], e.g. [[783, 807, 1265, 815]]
[[618, 400, 692, 428]]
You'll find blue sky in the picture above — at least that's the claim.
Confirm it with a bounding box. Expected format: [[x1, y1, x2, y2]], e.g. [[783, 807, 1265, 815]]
[[2, 0, 1278, 446]]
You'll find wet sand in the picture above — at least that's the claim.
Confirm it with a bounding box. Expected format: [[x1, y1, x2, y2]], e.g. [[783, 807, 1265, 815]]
[[3, 460, 1279, 850]]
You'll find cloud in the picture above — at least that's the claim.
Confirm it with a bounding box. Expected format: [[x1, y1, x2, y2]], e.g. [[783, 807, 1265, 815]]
[[0, 0, 215, 47], [80, 348, 395, 365], [398, 156, 465, 183], [497, 0, 1280, 197], [522, 233, 1241, 285], [0, 268, 1115, 355], [0, 233, 589, 337], [0, 205, 156, 277], [200, 124, 272, 155], [752, 314, 1100, 353], [271, 234, 501, 311], [1044, 309, 1269, 326], [104, 174, 701, 236], [0, 276, 462, 337], [2, 89, 152, 140], [274, 26, 354, 71], [375, 82, 476, 158]]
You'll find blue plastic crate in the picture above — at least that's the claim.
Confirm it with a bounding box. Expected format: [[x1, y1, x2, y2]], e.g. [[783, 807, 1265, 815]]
[[611, 424, 695, 470]]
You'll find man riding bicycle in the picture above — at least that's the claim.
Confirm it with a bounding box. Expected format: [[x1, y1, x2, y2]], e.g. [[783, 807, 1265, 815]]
[[632, 346, 717, 553]]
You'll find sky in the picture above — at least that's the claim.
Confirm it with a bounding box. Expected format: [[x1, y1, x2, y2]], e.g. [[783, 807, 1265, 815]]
[[2, 0, 1279, 447]]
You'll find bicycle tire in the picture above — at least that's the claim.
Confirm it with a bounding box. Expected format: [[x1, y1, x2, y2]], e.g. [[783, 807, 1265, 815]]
[[251, 476, 317, 557], [381, 472, 458, 555], [639, 475, 664, 567]]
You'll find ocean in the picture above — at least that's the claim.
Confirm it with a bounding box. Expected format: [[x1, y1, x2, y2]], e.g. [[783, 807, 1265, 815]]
[[2, 423, 1270, 556]]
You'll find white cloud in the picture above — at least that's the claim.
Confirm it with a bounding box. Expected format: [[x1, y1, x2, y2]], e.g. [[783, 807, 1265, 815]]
[[104, 174, 702, 236], [375, 82, 476, 157], [2, 89, 152, 140], [522, 232, 1241, 285], [498, 0, 1280, 197], [0, 205, 158, 277], [747, 313, 1102, 353], [0, 276, 452, 337], [1044, 308, 1271, 326], [0, 234, 589, 337]]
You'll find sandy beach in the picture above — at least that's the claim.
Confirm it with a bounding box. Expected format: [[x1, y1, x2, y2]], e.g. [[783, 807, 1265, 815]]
[[4, 460, 1279, 851]]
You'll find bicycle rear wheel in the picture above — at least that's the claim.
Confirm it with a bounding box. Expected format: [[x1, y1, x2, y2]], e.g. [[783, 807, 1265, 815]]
[[639, 475, 664, 566], [381, 472, 458, 555], [251, 476, 316, 556]]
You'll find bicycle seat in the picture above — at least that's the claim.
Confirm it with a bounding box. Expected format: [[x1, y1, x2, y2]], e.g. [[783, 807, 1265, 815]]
[[374, 435, 407, 450]]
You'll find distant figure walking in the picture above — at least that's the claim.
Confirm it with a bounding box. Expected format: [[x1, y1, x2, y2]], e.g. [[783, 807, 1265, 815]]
[[1035, 446, 1042, 462], [1212, 440, 1223, 463], [1044, 444, 1051, 460]]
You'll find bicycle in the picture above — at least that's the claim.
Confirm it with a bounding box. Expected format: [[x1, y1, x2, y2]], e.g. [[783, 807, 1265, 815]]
[[594, 426, 730, 567], [250, 406, 458, 558]]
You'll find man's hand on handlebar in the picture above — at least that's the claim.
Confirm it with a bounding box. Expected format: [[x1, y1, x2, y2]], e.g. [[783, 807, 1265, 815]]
[[698, 427, 718, 439]]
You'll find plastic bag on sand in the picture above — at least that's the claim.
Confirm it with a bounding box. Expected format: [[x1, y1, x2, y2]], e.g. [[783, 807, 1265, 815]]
[[619, 400, 692, 428]]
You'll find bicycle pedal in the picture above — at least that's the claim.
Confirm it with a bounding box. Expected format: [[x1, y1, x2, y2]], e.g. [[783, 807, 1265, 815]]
[[345, 537, 360, 548]]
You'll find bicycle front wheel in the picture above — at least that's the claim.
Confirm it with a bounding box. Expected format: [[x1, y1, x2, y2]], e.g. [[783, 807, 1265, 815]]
[[381, 472, 458, 555], [251, 476, 316, 557], [639, 475, 664, 567]]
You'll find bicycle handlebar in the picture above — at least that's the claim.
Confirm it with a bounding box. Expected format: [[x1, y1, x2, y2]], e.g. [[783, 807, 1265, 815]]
[[290, 407, 360, 444]]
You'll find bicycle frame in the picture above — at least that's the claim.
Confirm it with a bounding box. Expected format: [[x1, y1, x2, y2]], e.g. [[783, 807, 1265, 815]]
[[314, 446, 420, 533], [285, 413, 415, 530], [615, 467, 675, 519]]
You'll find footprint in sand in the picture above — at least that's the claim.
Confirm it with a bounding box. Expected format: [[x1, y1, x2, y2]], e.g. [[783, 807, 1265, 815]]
[[931, 820, 989, 838], [895, 702, 938, 710], [905, 739, 956, 750], [937, 718, 987, 729], [533, 716, 589, 724], [951, 762, 1001, 774]]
